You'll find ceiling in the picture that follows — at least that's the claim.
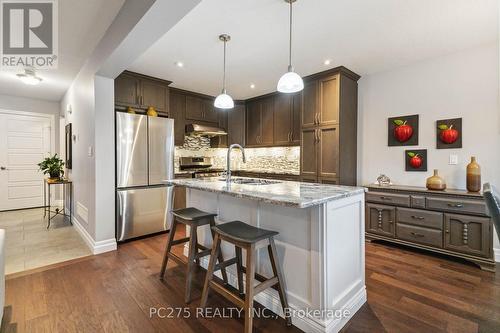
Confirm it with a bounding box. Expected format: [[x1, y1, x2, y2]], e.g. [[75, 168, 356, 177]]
[[129, 0, 498, 100], [0, 0, 125, 102]]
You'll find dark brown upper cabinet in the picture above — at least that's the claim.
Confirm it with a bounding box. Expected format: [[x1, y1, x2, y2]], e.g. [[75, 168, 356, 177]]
[[318, 75, 340, 125], [141, 79, 169, 112], [114, 71, 171, 114], [301, 80, 318, 128], [185, 95, 219, 123], [227, 104, 245, 146], [273, 93, 301, 146], [245, 95, 274, 147], [300, 67, 360, 185], [169, 90, 186, 146], [115, 72, 140, 106]]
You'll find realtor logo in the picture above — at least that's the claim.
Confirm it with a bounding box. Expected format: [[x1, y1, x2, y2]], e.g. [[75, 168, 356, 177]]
[[1, 0, 58, 69]]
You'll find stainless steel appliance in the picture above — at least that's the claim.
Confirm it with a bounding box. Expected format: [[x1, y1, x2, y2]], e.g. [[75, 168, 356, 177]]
[[179, 157, 225, 178], [116, 112, 174, 241]]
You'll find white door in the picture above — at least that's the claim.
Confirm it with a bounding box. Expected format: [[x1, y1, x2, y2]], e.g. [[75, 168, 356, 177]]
[[0, 112, 52, 211]]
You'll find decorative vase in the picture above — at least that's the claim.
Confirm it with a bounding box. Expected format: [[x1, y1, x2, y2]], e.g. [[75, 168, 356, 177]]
[[146, 106, 158, 117], [426, 169, 446, 191], [127, 107, 135, 114], [466, 156, 481, 192]]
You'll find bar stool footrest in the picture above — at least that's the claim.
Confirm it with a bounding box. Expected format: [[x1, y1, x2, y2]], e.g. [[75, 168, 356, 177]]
[[209, 280, 244, 307], [254, 276, 278, 295], [171, 237, 190, 246]]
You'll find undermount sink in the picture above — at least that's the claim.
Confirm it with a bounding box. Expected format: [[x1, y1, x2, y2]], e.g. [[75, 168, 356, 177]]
[[219, 178, 281, 185]]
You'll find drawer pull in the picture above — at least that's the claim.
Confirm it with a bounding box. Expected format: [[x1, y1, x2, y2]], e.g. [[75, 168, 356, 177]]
[[379, 196, 392, 201], [447, 203, 464, 208], [410, 232, 425, 238], [411, 215, 425, 220]]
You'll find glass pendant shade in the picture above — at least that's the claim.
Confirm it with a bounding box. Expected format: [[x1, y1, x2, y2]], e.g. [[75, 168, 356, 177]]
[[277, 0, 303, 93], [277, 70, 303, 93], [214, 90, 234, 109]]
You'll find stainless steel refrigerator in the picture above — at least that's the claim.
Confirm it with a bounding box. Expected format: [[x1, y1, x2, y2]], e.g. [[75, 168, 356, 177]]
[[115, 113, 174, 241]]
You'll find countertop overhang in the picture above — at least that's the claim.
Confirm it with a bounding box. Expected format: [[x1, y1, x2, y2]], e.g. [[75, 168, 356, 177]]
[[167, 177, 366, 208]]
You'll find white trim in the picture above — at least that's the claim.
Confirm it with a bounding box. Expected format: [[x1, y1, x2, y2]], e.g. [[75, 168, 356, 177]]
[[494, 248, 500, 263], [72, 215, 117, 254]]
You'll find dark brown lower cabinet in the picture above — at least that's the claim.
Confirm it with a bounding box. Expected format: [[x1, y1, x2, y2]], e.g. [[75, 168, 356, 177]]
[[444, 213, 491, 258], [300, 128, 318, 178], [365, 203, 395, 237], [365, 185, 495, 271]]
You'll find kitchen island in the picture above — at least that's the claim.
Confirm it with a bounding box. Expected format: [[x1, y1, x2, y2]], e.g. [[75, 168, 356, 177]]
[[169, 177, 366, 333]]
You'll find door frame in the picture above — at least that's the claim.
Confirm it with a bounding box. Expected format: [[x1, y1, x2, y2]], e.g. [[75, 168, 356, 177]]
[[0, 108, 56, 211]]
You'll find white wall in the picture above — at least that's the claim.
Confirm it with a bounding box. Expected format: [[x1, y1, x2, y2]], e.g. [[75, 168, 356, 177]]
[[358, 42, 500, 258], [0, 94, 61, 154], [358, 43, 499, 189]]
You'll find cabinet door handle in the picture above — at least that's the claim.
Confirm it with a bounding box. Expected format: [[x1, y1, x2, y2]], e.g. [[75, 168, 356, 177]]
[[314, 129, 318, 143], [447, 203, 464, 208], [410, 232, 425, 238], [411, 215, 425, 220], [317, 129, 320, 143]]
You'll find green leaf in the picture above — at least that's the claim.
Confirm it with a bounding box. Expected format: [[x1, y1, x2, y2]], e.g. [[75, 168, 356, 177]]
[[407, 152, 415, 157], [394, 119, 404, 126], [438, 124, 448, 130]]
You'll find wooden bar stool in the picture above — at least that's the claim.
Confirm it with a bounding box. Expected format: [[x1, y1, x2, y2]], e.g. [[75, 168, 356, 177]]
[[160, 207, 228, 303], [200, 221, 292, 333]]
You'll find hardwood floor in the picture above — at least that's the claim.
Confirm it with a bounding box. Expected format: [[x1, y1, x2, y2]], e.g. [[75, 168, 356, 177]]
[[1, 227, 499, 333]]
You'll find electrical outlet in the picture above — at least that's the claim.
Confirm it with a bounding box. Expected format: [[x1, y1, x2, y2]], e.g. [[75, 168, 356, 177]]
[[449, 154, 458, 165]]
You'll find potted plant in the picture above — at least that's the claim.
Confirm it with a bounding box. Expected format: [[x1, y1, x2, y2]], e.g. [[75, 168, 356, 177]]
[[38, 154, 65, 182]]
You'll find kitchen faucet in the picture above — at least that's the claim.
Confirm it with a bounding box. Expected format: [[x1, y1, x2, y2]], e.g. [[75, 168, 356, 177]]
[[226, 144, 246, 184]]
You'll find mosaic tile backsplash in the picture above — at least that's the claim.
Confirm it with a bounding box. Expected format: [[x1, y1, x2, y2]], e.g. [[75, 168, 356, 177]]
[[175, 136, 300, 174]]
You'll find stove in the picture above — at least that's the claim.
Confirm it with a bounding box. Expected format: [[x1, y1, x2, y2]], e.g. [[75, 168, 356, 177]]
[[179, 157, 225, 179]]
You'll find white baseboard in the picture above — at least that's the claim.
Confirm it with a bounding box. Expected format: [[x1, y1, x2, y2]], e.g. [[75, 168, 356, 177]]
[[72, 216, 117, 255], [494, 248, 500, 263]]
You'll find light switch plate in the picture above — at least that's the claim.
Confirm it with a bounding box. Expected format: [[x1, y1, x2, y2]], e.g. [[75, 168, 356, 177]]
[[449, 154, 458, 165], [88, 146, 93, 157]]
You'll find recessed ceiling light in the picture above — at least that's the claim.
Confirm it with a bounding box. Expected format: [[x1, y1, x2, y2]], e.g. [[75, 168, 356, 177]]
[[250, 84, 255, 89], [17, 68, 42, 85], [174, 61, 184, 68], [324, 59, 331, 65]]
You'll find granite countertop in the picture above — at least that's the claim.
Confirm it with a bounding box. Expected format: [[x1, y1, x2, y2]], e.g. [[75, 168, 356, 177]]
[[233, 168, 300, 176], [167, 177, 365, 208]]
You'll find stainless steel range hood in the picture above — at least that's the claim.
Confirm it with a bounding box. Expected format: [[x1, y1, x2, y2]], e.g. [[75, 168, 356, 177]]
[[185, 123, 227, 137]]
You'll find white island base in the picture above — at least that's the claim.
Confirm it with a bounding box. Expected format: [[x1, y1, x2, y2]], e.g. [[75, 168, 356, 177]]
[[183, 188, 366, 333]]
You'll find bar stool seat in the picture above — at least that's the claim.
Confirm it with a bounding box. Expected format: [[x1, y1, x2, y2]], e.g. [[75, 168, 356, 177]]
[[201, 221, 291, 333], [172, 207, 217, 222], [160, 207, 228, 303], [212, 221, 278, 244]]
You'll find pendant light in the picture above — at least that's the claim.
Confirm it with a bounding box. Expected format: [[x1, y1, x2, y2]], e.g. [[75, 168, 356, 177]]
[[277, 0, 303, 93], [214, 34, 234, 109]]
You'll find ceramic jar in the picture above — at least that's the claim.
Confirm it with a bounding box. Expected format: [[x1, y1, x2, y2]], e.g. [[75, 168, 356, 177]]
[[426, 169, 446, 191], [466, 156, 481, 192]]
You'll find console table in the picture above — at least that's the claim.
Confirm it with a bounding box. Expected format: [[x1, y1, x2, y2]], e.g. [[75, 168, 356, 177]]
[[43, 179, 73, 229], [365, 184, 495, 271]]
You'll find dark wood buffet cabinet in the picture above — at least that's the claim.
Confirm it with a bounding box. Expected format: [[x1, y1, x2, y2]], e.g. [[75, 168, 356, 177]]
[[365, 185, 496, 271]]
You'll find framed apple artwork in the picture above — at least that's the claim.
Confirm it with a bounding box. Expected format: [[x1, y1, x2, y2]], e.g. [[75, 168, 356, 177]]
[[436, 118, 462, 149], [388, 115, 419, 146], [405, 149, 427, 171]]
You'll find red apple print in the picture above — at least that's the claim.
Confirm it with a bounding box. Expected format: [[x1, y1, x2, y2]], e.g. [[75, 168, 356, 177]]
[[394, 120, 413, 143], [408, 152, 423, 169], [438, 124, 458, 144]]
